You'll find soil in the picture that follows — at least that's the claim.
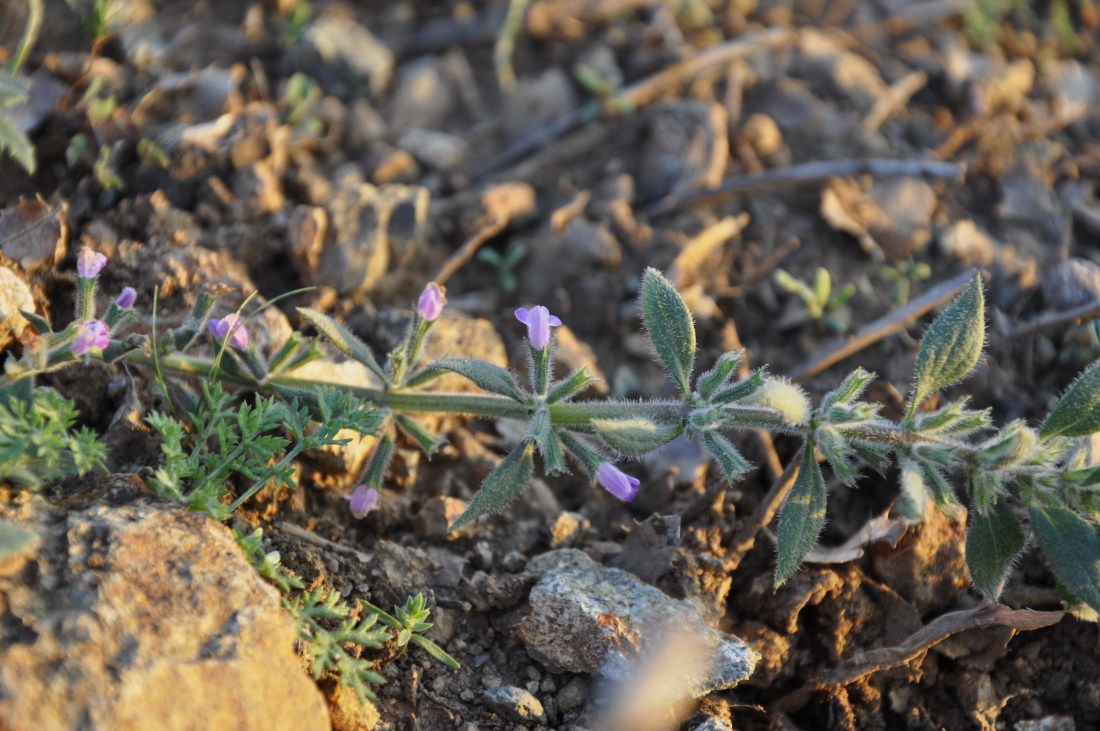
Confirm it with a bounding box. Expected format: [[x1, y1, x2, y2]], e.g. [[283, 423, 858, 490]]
[[3, 1, 1100, 730]]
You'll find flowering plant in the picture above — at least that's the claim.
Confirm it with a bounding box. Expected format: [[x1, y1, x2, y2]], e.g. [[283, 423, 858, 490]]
[[4, 251, 1100, 614]]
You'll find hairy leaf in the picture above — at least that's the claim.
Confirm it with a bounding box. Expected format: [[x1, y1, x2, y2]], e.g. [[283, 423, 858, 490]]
[[450, 442, 535, 530], [394, 414, 445, 458], [296, 307, 386, 382], [966, 500, 1025, 601], [702, 430, 751, 484], [1040, 359, 1100, 439], [1030, 506, 1100, 613], [547, 366, 600, 403], [419, 358, 526, 402], [696, 350, 743, 400], [0, 114, 35, 175], [775, 447, 827, 587], [640, 267, 696, 396], [910, 273, 984, 416], [592, 418, 681, 457]]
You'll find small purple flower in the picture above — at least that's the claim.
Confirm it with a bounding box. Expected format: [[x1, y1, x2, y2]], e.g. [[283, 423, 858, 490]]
[[343, 484, 380, 519], [71, 319, 110, 356], [207, 314, 249, 349], [418, 282, 447, 322], [115, 287, 137, 309], [514, 306, 562, 350], [596, 462, 641, 502], [77, 247, 108, 278]]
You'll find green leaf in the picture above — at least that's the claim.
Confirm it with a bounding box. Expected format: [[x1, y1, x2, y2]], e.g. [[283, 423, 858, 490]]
[[909, 273, 984, 417], [393, 414, 445, 458], [815, 426, 857, 487], [775, 447, 827, 587], [712, 368, 765, 404], [18, 309, 52, 334], [1030, 506, 1100, 613], [296, 307, 386, 383], [702, 431, 751, 484], [409, 634, 462, 669], [0, 114, 35, 175], [419, 358, 526, 402], [696, 351, 742, 400], [966, 500, 1025, 601], [640, 267, 696, 396], [450, 442, 535, 530], [592, 418, 681, 457], [1040, 359, 1100, 439], [0, 520, 39, 561], [821, 368, 875, 410], [547, 366, 600, 404]]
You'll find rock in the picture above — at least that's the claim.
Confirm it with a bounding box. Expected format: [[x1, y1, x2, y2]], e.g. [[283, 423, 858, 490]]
[[549, 511, 590, 548], [691, 719, 734, 731], [938, 219, 996, 266], [390, 56, 456, 131], [482, 685, 546, 723], [519, 218, 622, 301], [0, 498, 329, 730], [797, 29, 887, 108], [821, 177, 937, 261], [635, 99, 728, 203], [289, 173, 429, 296], [515, 549, 759, 698], [610, 513, 680, 583], [397, 128, 468, 172], [0, 266, 34, 350], [555, 676, 589, 712], [0, 197, 67, 273], [1041, 258, 1100, 310], [415, 497, 470, 540], [1014, 716, 1077, 731], [305, 14, 393, 95], [503, 68, 578, 137]]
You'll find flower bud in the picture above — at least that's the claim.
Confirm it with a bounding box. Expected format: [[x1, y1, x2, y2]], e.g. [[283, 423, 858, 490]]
[[207, 314, 249, 350], [77, 247, 108, 278], [115, 287, 137, 309], [596, 462, 640, 502], [344, 484, 380, 518], [417, 282, 447, 322]]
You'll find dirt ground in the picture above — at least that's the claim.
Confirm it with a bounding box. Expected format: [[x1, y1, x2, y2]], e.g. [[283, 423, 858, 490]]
[[2, 0, 1100, 729]]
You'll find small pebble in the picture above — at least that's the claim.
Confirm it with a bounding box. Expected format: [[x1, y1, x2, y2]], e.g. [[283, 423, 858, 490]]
[[555, 677, 589, 713], [482, 685, 546, 723]]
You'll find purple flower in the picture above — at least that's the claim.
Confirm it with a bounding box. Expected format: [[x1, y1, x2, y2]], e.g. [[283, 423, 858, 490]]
[[596, 462, 640, 502], [71, 319, 110, 356], [418, 282, 447, 322], [514, 306, 562, 350], [207, 314, 249, 350], [115, 287, 137, 309], [343, 484, 380, 519], [77, 247, 108, 278]]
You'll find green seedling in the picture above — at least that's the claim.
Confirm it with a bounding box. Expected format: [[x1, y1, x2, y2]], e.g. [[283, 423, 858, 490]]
[[774, 266, 856, 332], [881, 260, 932, 306], [476, 241, 527, 293]]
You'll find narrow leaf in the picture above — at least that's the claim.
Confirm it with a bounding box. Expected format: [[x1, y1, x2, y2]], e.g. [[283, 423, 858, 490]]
[[19, 309, 52, 334], [0, 114, 35, 175], [702, 431, 751, 484], [592, 418, 681, 457], [696, 350, 743, 400], [393, 414, 445, 458], [297, 308, 386, 382], [1030, 506, 1100, 613], [640, 268, 696, 396], [966, 500, 1025, 601], [423, 358, 526, 402], [547, 366, 599, 404], [775, 447, 827, 587], [816, 426, 857, 487], [910, 273, 984, 415], [450, 442, 535, 530], [409, 635, 462, 669], [712, 368, 765, 404], [1040, 359, 1100, 439], [821, 367, 875, 410]]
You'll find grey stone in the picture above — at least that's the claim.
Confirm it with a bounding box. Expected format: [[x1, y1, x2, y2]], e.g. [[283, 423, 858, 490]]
[[1014, 716, 1076, 731], [555, 676, 589, 712], [1042, 258, 1100, 310], [691, 719, 734, 731], [482, 685, 546, 723], [515, 550, 759, 699], [0, 498, 329, 730], [391, 57, 456, 131], [305, 15, 393, 94]]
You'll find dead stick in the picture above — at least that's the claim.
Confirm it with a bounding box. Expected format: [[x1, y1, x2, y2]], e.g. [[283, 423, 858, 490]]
[[1008, 299, 1100, 338], [725, 445, 804, 573], [475, 27, 794, 179], [648, 158, 965, 217], [862, 71, 927, 133], [787, 268, 977, 382], [432, 216, 508, 286]]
